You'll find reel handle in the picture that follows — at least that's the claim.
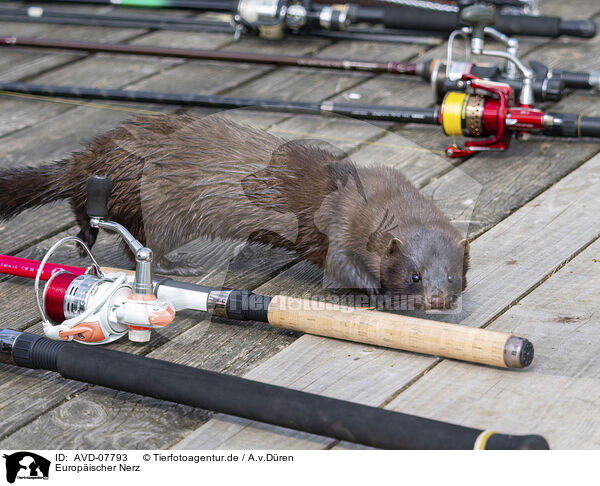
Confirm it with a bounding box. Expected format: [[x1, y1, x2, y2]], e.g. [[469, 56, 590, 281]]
[[86, 175, 113, 218], [460, 4, 497, 41]]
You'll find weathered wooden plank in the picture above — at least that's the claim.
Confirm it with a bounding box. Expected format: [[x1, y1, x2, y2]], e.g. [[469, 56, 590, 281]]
[[0, 27, 262, 253], [0, 21, 148, 82], [421, 96, 600, 238], [312, 36, 433, 61], [220, 36, 329, 56], [0, 25, 325, 437], [0, 108, 141, 254], [537, 0, 600, 19], [0, 364, 86, 443], [0, 228, 132, 329], [267, 115, 385, 153], [0, 226, 296, 443], [384, 238, 600, 449], [0, 29, 448, 448], [224, 67, 370, 101], [10, 0, 600, 450], [31, 53, 180, 88], [0, 23, 240, 136], [170, 150, 600, 449]]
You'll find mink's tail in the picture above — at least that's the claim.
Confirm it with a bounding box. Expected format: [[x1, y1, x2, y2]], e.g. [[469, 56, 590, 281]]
[[0, 161, 71, 220]]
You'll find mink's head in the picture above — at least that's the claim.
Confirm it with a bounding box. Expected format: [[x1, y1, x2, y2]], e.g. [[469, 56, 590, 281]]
[[375, 224, 469, 310]]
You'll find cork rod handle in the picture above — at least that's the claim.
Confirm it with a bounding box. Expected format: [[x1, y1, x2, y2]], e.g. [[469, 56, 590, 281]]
[[267, 296, 515, 368]]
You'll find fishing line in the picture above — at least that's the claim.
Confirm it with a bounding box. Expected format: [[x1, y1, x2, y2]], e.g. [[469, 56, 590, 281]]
[[0, 89, 161, 115]]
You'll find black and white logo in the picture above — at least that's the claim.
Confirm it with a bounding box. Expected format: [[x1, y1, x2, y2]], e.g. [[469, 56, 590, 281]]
[[3, 452, 50, 484]]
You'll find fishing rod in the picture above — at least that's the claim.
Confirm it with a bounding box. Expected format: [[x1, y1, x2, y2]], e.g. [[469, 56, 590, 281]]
[[0, 34, 424, 73], [7, 0, 596, 38], [20, 0, 236, 10], [2, 74, 599, 157], [321, 0, 540, 16], [0, 176, 536, 368], [2, 4, 593, 102], [4, 34, 599, 102], [17, 0, 535, 13], [0, 329, 549, 449], [331, 0, 592, 38], [0, 5, 596, 156], [0, 6, 441, 44], [0, 7, 238, 33]]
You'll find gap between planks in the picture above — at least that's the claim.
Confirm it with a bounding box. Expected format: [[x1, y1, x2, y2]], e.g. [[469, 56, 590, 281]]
[[171, 150, 600, 449]]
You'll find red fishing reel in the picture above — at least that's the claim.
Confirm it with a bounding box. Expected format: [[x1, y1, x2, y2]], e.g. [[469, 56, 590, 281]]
[[439, 74, 552, 157], [35, 236, 175, 345]]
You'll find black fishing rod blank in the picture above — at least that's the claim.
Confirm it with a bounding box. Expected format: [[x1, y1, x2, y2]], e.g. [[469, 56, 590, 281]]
[[29, 0, 236, 10], [0, 6, 441, 44], [0, 329, 549, 449], [0, 81, 440, 123], [0, 35, 422, 75], [2, 79, 600, 156], [0, 6, 238, 33], [5, 34, 600, 102], [9, 0, 596, 39]]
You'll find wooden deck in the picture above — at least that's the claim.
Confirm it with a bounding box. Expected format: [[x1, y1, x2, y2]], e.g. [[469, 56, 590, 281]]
[[0, 0, 599, 450]]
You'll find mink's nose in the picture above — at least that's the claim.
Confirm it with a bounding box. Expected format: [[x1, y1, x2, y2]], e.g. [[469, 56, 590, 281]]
[[429, 295, 445, 309]]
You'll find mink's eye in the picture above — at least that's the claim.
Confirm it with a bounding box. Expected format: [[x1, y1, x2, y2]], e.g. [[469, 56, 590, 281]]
[[412, 273, 421, 283], [447, 275, 455, 283]]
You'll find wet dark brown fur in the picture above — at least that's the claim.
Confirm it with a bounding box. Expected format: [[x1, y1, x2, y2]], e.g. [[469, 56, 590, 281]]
[[0, 114, 469, 308]]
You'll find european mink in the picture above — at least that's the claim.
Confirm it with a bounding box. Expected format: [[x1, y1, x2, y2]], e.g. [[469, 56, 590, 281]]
[[0, 114, 469, 309]]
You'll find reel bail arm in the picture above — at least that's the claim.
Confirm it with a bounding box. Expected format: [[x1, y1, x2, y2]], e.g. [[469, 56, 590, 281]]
[[443, 4, 535, 106], [465, 4, 533, 103]]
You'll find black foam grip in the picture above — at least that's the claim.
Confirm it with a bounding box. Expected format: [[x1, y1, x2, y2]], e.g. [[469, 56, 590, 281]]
[[225, 290, 271, 323], [558, 19, 596, 39], [487, 433, 549, 450], [13, 332, 64, 372], [579, 116, 600, 137], [381, 7, 460, 32], [54, 342, 549, 449], [494, 14, 561, 37], [86, 175, 113, 218], [558, 70, 593, 90], [377, 7, 592, 38]]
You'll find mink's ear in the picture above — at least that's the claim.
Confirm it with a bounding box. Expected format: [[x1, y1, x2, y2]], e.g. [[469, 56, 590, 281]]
[[387, 237, 405, 255]]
